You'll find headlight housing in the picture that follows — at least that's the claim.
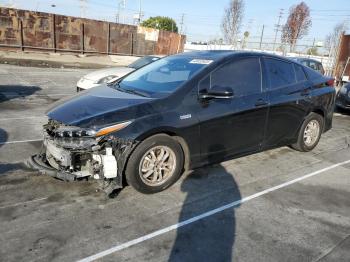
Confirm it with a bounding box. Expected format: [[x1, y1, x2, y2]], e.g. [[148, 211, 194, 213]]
[[96, 75, 118, 84], [51, 121, 132, 138], [54, 127, 96, 138]]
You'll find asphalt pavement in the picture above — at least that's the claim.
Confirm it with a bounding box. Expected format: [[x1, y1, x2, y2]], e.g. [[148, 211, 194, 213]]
[[0, 64, 349, 262]]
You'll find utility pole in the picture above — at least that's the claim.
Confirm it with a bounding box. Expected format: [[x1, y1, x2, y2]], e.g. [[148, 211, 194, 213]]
[[259, 25, 265, 50], [179, 13, 185, 34], [6, 0, 16, 8], [116, 1, 121, 23], [116, 0, 126, 23], [138, 0, 142, 25], [246, 19, 254, 32], [35, 1, 40, 11], [79, 0, 87, 18], [273, 9, 284, 51]]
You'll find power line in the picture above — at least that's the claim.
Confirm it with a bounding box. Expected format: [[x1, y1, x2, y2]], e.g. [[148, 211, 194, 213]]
[[311, 9, 350, 12]]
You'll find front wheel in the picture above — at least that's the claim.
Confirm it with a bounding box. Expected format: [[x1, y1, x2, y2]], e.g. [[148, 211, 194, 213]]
[[291, 113, 324, 152], [125, 134, 184, 194]]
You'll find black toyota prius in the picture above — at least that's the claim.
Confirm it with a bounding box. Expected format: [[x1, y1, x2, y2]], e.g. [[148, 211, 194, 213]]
[[29, 51, 336, 195]]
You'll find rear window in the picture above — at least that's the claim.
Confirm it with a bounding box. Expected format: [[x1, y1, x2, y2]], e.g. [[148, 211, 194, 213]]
[[304, 66, 323, 81], [309, 61, 319, 71], [301, 61, 308, 67], [265, 58, 296, 89], [294, 64, 307, 82]]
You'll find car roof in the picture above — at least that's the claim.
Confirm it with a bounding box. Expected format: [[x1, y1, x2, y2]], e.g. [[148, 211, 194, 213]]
[[174, 50, 237, 61], [174, 50, 292, 63], [143, 55, 163, 59], [290, 57, 322, 64]]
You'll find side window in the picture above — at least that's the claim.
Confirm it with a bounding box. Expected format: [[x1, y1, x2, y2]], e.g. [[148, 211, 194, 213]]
[[309, 61, 318, 71], [198, 74, 210, 90], [301, 61, 308, 67], [317, 63, 324, 74], [294, 64, 307, 82], [265, 58, 296, 89], [199, 57, 262, 96], [304, 66, 323, 81]]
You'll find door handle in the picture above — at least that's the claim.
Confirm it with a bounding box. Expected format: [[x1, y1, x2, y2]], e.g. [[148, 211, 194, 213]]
[[255, 99, 268, 107]]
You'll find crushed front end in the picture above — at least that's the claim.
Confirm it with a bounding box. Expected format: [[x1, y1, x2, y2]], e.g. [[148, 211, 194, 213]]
[[28, 119, 136, 194]]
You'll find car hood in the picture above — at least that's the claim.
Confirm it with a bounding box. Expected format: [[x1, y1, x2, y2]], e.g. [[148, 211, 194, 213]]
[[82, 67, 135, 81], [47, 85, 154, 127]]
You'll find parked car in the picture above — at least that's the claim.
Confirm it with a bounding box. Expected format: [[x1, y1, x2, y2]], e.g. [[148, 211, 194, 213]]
[[76, 55, 161, 92], [336, 83, 350, 110], [29, 51, 336, 195], [290, 57, 325, 75]]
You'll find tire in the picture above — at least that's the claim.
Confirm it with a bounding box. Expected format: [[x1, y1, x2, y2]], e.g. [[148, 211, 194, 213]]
[[125, 134, 184, 194], [291, 112, 324, 152]]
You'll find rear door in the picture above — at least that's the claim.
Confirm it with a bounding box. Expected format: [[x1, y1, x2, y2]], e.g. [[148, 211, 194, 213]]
[[263, 57, 311, 148], [197, 56, 268, 164]]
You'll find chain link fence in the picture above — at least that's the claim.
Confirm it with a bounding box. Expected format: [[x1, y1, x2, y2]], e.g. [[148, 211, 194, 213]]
[[185, 39, 335, 76]]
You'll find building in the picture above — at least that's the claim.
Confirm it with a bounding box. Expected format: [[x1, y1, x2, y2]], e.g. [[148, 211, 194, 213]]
[[335, 32, 350, 83]]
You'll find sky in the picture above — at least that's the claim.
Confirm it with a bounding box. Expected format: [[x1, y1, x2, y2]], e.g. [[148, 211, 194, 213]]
[[1, 0, 350, 45]]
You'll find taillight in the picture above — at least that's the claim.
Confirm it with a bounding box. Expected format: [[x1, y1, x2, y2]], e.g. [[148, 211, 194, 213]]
[[326, 79, 335, 87]]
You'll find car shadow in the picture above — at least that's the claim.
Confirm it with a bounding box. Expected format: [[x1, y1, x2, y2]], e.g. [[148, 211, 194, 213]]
[[0, 124, 31, 177], [0, 128, 31, 176], [0, 85, 42, 103], [169, 146, 241, 261], [335, 106, 350, 116], [0, 85, 42, 175]]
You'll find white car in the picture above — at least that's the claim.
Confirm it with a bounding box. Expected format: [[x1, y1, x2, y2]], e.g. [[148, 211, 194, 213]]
[[77, 55, 161, 91]]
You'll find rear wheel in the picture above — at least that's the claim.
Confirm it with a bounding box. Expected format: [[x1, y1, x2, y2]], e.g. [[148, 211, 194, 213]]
[[125, 134, 184, 194], [291, 112, 324, 152]]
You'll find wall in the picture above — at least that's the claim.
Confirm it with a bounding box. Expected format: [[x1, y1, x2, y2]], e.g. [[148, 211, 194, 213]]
[[0, 7, 185, 56], [335, 34, 350, 78]]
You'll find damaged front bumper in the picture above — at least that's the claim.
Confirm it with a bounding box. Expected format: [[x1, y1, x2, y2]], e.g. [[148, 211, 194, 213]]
[[28, 153, 78, 182], [28, 120, 137, 193]]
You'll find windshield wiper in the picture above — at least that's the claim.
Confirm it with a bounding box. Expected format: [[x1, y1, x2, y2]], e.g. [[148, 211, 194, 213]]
[[114, 83, 149, 97], [124, 88, 149, 97]]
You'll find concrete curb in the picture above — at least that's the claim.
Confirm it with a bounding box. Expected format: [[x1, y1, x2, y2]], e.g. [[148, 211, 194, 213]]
[[0, 51, 139, 69]]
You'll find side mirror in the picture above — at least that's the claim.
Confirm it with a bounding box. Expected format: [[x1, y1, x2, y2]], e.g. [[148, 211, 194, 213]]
[[199, 86, 234, 100]]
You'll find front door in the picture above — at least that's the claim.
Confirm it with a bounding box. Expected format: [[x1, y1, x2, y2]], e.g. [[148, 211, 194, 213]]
[[197, 56, 269, 164]]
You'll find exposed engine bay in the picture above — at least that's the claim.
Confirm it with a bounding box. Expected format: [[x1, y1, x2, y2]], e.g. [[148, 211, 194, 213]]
[[28, 119, 137, 194]]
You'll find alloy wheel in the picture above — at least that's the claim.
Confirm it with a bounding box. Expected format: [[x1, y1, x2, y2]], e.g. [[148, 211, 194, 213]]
[[139, 146, 177, 186], [303, 120, 320, 147]]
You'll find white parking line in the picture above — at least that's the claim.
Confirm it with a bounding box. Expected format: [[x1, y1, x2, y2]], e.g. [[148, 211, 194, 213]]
[[77, 159, 350, 262], [0, 93, 72, 98], [0, 139, 43, 145], [0, 116, 46, 121], [334, 113, 349, 117]]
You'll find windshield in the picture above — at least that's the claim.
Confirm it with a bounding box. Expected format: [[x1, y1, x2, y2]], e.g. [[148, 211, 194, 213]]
[[119, 56, 210, 97], [128, 56, 160, 70]]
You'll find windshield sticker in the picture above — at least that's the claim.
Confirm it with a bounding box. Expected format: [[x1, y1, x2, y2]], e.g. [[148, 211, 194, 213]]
[[189, 59, 213, 65], [180, 114, 192, 120]]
